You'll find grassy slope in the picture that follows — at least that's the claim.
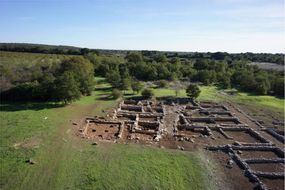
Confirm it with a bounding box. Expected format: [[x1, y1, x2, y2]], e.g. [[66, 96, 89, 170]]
[[198, 86, 284, 116], [0, 79, 213, 190]]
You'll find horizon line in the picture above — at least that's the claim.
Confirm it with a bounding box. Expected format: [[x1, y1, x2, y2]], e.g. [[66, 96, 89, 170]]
[[1, 41, 284, 54]]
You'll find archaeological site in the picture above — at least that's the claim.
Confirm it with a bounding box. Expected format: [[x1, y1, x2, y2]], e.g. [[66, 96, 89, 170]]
[[78, 98, 284, 190]]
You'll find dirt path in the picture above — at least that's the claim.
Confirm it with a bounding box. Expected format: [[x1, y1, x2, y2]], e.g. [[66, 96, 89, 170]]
[[163, 105, 179, 135]]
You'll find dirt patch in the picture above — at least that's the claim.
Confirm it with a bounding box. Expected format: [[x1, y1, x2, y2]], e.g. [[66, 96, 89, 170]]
[[236, 150, 282, 160], [14, 137, 42, 149], [207, 151, 256, 190], [225, 131, 262, 143], [248, 163, 284, 173], [86, 123, 120, 140], [259, 177, 285, 190]]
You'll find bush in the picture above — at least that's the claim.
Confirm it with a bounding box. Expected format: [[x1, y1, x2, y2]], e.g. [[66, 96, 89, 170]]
[[141, 88, 154, 99], [131, 80, 143, 94], [155, 80, 168, 88], [53, 71, 81, 104], [186, 84, 201, 100], [111, 88, 122, 99]]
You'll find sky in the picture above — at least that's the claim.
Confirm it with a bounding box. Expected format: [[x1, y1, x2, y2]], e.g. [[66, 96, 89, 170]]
[[0, 0, 284, 53]]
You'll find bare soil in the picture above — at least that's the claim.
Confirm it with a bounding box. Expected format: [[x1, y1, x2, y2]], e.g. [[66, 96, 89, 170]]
[[236, 150, 281, 159], [87, 123, 120, 140], [248, 163, 284, 173]]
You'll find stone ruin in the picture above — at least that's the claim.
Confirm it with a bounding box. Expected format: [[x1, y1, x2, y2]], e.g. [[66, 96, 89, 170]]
[[77, 98, 284, 190], [208, 145, 284, 190]]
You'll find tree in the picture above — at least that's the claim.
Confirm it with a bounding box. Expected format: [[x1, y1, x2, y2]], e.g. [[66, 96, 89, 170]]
[[231, 69, 256, 91], [193, 59, 209, 70], [186, 84, 201, 100], [59, 57, 94, 95], [131, 80, 143, 94], [254, 72, 270, 95], [141, 88, 154, 99], [125, 52, 143, 63], [154, 53, 167, 63], [111, 88, 122, 99], [217, 72, 231, 89], [54, 71, 81, 104], [38, 73, 56, 100], [172, 80, 182, 97], [120, 78, 131, 94], [106, 70, 121, 88], [195, 70, 216, 85], [272, 78, 284, 97], [155, 80, 168, 88]]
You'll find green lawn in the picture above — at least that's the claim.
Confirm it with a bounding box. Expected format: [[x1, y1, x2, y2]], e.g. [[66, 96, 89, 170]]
[[0, 79, 215, 190]]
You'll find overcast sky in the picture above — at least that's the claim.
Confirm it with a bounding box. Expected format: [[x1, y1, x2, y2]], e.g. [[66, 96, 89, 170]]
[[0, 0, 284, 53]]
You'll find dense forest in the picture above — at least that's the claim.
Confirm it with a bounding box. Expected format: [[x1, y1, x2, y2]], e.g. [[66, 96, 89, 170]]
[[0, 43, 284, 103]]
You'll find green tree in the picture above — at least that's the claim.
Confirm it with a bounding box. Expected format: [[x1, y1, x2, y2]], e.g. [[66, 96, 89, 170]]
[[106, 70, 121, 88], [111, 88, 122, 99], [141, 88, 154, 99], [154, 53, 167, 63], [272, 77, 284, 97], [120, 77, 131, 94], [59, 57, 94, 95], [125, 52, 143, 63], [254, 72, 270, 95], [54, 71, 81, 104], [131, 80, 143, 94], [155, 80, 168, 88], [196, 70, 216, 85], [186, 84, 201, 100], [194, 59, 209, 70], [217, 72, 231, 89], [38, 73, 56, 100]]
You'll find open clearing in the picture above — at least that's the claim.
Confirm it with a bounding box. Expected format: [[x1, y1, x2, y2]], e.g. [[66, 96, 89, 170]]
[[0, 78, 220, 190], [1, 78, 284, 190]]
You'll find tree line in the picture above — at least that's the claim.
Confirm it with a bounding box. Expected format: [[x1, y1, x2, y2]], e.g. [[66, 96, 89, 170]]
[[85, 52, 284, 97], [1, 50, 284, 103], [1, 57, 94, 103], [1, 43, 284, 65]]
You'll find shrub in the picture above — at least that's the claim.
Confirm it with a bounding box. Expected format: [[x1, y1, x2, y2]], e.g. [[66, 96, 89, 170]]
[[131, 80, 143, 94], [141, 88, 154, 99], [186, 84, 201, 100], [155, 80, 168, 88], [111, 88, 122, 99]]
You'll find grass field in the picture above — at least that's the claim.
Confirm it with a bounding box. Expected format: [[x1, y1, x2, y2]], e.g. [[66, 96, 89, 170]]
[[0, 78, 216, 190]]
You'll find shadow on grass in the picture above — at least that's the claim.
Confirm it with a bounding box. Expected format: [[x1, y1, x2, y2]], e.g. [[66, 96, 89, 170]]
[[95, 78, 107, 84], [97, 95, 115, 101], [0, 101, 65, 112], [123, 92, 135, 96], [95, 87, 113, 92]]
